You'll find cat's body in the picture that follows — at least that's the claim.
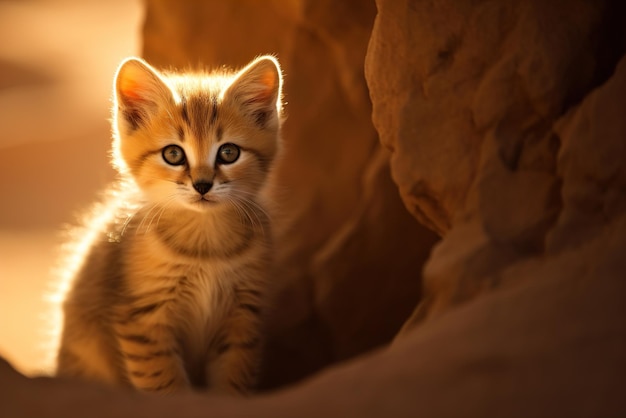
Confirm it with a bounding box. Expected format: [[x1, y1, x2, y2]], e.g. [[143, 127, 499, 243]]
[[55, 56, 283, 394]]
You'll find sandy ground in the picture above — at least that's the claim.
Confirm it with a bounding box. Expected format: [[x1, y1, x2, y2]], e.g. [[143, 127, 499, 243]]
[[0, 0, 142, 375]]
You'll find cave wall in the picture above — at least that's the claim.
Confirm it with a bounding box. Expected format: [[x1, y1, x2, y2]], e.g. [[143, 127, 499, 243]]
[[1, 0, 625, 416]]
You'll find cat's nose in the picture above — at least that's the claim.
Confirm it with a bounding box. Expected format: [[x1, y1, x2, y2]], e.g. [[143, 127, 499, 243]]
[[193, 181, 213, 195]]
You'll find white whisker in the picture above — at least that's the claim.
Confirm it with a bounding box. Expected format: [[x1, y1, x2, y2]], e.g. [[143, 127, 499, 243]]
[[144, 195, 178, 233], [219, 189, 269, 234], [154, 196, 178, 230], [135, 201, 162, 235], [119, 213, 136, 237], [132, 193, 179, 235]]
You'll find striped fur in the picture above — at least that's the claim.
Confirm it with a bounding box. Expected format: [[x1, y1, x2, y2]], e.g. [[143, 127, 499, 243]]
[[54, 56, 283, 394]]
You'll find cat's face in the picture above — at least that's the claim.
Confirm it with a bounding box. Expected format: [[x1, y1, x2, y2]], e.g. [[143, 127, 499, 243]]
[[112, 56, 283, 213]]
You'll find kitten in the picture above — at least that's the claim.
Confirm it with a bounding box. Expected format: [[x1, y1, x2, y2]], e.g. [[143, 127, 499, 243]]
[[54, 55, 283, 394]]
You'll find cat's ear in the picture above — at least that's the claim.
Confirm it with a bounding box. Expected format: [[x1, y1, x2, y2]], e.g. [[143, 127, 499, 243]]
[[223, 55, 283, 128], [114, 57, 175, 130]]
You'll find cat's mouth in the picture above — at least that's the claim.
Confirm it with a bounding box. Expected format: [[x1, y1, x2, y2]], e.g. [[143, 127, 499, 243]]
[[195, 196, 218, 206]]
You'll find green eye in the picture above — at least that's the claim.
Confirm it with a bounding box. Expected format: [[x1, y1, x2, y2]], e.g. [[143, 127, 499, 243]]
[[217, 143, 240, 164], [162, 145, 186, 166]]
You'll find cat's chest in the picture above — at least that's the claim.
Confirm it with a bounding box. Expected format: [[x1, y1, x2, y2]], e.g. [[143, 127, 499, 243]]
[[121, 225, 264, 327], [127, 253, 233, 313], [121, 254, 235, 368], [176, 263, 234, 320]]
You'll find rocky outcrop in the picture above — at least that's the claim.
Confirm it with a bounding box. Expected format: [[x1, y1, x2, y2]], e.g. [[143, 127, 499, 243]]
[[366, 0, 626, 326], [2, 0, 625, 416]]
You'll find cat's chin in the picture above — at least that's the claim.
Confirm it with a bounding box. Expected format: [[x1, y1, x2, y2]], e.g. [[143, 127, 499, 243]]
[[183, 197, 219, 213]]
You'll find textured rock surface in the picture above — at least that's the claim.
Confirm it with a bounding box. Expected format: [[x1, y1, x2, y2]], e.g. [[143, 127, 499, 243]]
[[366, 0, 626, 323], [2, 0, 625, 416], [144, 0, 439, 388]]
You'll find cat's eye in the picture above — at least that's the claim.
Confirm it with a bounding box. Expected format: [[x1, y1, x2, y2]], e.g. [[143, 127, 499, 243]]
[[217, 143, 240, 164], [162, 145, 186, 166]]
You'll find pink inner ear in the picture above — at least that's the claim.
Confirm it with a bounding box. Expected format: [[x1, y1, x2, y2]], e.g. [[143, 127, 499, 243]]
[[245, 77, 275, 104], [119, 79, 147, 103], [261, 70, 276, 89]]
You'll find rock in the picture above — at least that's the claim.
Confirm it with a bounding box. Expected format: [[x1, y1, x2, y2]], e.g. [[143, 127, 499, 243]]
[[366, 0, 626, 322]]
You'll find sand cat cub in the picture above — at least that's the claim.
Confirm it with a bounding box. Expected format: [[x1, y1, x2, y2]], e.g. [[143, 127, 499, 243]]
[[55, 55, 283, 394]]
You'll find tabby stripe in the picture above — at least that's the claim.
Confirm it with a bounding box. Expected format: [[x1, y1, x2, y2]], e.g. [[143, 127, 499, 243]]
[[241, 338, 260, 350], [122, 108, 143, 131], [128, 301, 166, 319], [137, 149, 162, 165], [187, 95, 211, 138], [148, 377, 175, 392], [131, 369, 164, 379], [230, 380, 246, 394], [181, 95, 190, 126], [210, 96, 218, 125], [114, 306, 169, 326], [124, 350, 172, 362], [216, 338, 260, 357], [253, 109, 269, 128], [130, 370, 146, 378], [117, 334, 157, 345], [216, 343, 230, 356], [213, 332, 229, 354], [239, 303, 261, 315], [240, 146, 270, 172], [124, 353, 152, 362], [236, 288, 262, 298], [126, 290, 177, 304]]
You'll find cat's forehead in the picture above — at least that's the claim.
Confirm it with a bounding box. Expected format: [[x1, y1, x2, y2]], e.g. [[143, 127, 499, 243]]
[[165, 73, 235, 142]]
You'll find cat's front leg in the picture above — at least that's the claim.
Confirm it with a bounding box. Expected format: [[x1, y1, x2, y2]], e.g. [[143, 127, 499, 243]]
[[207, 301, 264, 394], [113, 305, 190, 393]]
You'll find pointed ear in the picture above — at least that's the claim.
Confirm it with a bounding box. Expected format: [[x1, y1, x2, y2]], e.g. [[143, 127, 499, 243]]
[[223, 55, 283, 128], [114, 57, 175, 130]]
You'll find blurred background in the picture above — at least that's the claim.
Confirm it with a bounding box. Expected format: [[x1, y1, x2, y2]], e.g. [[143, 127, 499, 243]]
[[0, 0, 142, 374]]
